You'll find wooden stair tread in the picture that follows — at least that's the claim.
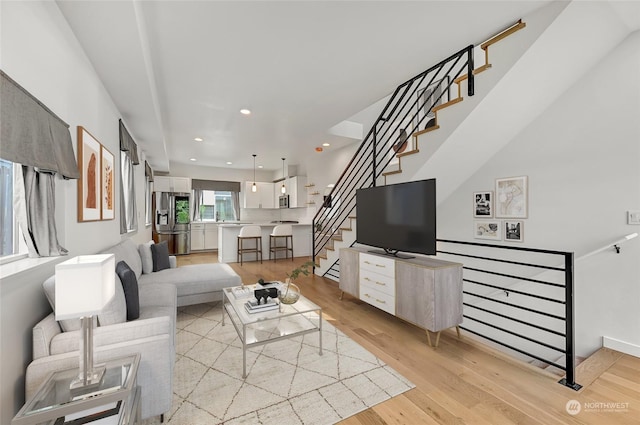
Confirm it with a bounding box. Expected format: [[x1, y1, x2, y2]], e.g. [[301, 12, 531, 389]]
[[432, 96, 463, 112], [413, 125, 440, 138], [396, 149, 419, 158], [574, 347, 624, 390], [339, 227, 352, 232], [454, 63, 494, 84], [382, 168, 402, 176]]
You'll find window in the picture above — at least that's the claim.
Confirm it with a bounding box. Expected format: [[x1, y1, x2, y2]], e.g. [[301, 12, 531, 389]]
[[145, 178, 152, 226], [0, 160, 27, 262], [194, 190, 239, 221]]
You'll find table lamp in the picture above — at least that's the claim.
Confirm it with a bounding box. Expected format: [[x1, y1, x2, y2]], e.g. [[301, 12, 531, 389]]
[[55, 254, 115, 391]]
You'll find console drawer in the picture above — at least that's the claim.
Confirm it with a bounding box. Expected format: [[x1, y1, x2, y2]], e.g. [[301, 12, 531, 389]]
[[359, 268, 395, 297], [359, 285, 395, 315], [360, 253, 395, 278]]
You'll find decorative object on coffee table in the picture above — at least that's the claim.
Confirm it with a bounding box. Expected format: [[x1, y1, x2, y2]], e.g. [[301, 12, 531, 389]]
[[279, 261, 315, 304]]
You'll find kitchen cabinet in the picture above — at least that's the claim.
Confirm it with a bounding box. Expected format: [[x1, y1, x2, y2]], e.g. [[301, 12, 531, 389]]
[[154, 176, 191, 193], [191, 223, 218, 251], [244, 182, 275, 208]]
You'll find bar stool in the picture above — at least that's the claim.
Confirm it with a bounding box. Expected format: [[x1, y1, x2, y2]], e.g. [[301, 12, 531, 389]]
[[269, 224, 293, 261], [237, 225, 262, 265]]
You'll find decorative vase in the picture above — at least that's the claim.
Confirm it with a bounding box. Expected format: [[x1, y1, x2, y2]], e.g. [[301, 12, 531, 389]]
[[279, 278, 300, 304]]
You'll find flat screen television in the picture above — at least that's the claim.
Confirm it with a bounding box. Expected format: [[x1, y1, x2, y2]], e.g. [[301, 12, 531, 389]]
[[356, 179, 436, 258]]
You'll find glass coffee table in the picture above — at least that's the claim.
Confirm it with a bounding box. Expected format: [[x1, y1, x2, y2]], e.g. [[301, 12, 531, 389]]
[[222, 284, 323, 378]]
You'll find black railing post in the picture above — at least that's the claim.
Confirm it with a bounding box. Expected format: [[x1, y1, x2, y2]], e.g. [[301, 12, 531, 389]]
[[467, 45, 475, 97], [372, 123, 377, 187], [559, 252, 582, 390]]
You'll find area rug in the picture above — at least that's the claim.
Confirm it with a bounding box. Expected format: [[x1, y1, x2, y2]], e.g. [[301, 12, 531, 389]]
[[149, 301, 414, 425]]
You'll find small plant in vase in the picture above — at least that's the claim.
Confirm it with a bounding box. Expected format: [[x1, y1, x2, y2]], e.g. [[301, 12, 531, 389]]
[[279, 261, 315, 305]]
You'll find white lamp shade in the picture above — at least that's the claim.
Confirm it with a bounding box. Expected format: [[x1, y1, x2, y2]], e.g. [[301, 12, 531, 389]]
[[54, 254, 115, 320]]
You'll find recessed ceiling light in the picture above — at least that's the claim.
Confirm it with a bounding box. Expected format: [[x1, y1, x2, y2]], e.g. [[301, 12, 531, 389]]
[[190, 158, 197, 161], [194, 137, 203, 142], [258, 165, 263, 169], [240, 109, 251, 115], [322, 143, 330, 147], [327, 184, 335, 188], [226, 161, 232, 165]]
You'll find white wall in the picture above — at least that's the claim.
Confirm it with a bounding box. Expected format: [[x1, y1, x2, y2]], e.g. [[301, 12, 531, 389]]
[[436, 31, 640, 357], [0, 2, 150, 422]]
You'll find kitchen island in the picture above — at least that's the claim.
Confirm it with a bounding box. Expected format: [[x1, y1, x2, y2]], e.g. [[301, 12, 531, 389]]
[[217, 223, 312, 263]]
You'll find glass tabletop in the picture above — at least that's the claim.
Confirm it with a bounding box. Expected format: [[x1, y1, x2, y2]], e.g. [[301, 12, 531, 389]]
[[223, 283, 321, 326], [14, 354, 139, 424]]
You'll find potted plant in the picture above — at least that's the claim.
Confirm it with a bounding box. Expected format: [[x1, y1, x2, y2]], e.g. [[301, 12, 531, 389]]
[[279, 261, 315, 305]]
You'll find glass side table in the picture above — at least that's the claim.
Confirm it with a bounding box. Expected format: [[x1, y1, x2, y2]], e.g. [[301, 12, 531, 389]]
[[12, 354, 141, 425]]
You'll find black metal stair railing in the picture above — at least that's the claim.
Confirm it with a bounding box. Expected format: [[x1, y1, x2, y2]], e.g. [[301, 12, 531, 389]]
[[312, 45, 475, 268]]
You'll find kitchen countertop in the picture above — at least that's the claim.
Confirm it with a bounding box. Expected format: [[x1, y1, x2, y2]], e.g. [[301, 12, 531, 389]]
[[217, 222, 311, 228]]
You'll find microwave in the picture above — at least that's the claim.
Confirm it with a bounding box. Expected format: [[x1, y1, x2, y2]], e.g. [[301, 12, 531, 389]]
[[279, 194, 289, 208]]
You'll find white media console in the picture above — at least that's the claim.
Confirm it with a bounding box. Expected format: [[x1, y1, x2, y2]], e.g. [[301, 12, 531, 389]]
[[339, 247, 463, 347]]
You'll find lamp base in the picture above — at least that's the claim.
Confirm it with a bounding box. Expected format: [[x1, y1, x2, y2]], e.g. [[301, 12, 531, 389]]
[[70, 365, 106, 395]]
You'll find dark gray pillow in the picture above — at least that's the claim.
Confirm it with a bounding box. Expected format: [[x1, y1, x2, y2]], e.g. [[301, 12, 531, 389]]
[[115, 261, 140, 321], [151, 240, 171, 272]]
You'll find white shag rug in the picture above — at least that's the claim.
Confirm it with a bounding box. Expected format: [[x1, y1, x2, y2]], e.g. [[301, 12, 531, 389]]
[[145, 302, 414, 425]]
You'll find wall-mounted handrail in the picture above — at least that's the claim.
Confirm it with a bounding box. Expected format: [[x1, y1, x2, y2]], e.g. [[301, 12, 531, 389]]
[[579, 232, 638, 259]]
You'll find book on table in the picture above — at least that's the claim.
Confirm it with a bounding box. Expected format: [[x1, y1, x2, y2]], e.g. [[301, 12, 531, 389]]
[[244, 299, 279, 313]]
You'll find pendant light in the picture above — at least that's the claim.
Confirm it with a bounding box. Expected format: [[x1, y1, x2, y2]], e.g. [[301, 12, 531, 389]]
[[281, 157, 286, 194], [252, 154, 257, 192]]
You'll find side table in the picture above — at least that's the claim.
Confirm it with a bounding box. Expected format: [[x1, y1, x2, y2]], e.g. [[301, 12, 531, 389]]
[[12, 354, 141, 425]]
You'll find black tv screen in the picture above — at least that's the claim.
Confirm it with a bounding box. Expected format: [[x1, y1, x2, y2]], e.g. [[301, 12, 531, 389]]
[[356, 179, 436, 257]]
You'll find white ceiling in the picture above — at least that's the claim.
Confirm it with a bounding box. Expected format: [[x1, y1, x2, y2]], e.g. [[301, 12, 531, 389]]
[[55, 0, 574, 173]]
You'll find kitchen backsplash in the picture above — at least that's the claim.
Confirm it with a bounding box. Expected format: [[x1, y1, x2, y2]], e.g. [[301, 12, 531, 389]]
[[240, 206, 316, 224]]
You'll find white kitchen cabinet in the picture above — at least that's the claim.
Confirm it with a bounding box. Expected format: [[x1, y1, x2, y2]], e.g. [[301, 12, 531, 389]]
[[191, 223, 205, 250], [244, 181, 275, 208], [154, 176, 191, 193], [287, 176, 307, 208], [204, 223, 218, 249]]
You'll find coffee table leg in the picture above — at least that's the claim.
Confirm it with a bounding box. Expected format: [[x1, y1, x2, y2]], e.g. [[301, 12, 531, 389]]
[[242, 326, 247, 378], [319, 311, 323, 356]]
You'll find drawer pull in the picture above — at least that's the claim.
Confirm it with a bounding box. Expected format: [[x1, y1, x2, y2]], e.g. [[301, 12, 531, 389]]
[[364, 261, 372, 265], [376, 299, 386, 304], [364, 293, 371, 298], [375, 281, 386, 286], [375, 264, 386, 268]]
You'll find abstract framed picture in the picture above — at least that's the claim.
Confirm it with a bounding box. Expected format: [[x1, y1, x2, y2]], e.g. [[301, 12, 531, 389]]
[[416, 77, 450, 130], [474, 220, 501, 240], [495, 176, 528, 218], [101, 145, 115, 220], [473, 191, 493, 218], [77, 126, 101, 222], [504, 220, 524, 242]]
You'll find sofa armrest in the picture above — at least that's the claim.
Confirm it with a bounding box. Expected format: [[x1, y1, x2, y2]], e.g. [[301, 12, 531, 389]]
[[138, 282, 177, 309], [49, 316, 172, 356], [169, 256, 177, 268]]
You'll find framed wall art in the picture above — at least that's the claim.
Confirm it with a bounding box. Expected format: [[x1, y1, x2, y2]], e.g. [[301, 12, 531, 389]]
[[495, 176, 528, 218], [504, 220, 524, 242], [473, 191, 493, 218], [77, 126, 101, 222], [416, 77, 449, 130], [474, 220, 501, 240], [101, 145, 115, 220]]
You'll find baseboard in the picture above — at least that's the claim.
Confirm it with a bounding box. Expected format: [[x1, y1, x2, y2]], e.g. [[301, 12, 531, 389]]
[[603, 336, 640, 358]]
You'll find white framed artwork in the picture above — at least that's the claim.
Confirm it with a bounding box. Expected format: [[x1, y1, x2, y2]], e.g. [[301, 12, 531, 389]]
[[474, 220, 501, 240], [504, 220, 524, 242], [495, 176, 528, 218]]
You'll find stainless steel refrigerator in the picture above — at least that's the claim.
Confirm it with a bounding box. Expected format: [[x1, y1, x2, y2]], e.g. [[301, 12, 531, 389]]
[[152, 192, 191, 255]]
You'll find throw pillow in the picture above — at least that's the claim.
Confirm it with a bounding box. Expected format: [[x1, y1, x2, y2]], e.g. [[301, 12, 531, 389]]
[[138, 240, 155, 274], [115, 261, 140, 321], [151, 240, 171, 272]]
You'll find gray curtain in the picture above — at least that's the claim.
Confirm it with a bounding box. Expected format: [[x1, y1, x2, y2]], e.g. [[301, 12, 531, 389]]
[[120, 151, 137, 234], [191, 189, 203, 221], [16, 166, 67, 257], [231, 192, 240, 221]]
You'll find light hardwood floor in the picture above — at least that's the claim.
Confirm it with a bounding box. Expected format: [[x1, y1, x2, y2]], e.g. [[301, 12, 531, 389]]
[[178, 253, 640, 425]]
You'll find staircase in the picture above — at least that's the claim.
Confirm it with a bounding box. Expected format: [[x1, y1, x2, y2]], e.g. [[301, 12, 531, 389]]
[[313, 20, 528, 279]]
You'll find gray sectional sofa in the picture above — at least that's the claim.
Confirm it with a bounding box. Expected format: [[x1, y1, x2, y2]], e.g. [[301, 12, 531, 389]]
[[26, 238, 241, 420]]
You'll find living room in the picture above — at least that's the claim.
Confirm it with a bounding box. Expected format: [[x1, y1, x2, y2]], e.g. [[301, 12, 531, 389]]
[[2, 1, 639, 424]]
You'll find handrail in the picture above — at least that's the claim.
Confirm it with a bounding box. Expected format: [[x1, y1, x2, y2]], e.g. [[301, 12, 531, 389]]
[[579, 232, 637, 259]]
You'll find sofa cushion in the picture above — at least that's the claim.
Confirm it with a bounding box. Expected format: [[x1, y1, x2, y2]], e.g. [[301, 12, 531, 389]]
[[138, 263, 241, 297], [116, 261, 140, 321], [138, 240, 155, 274], [151, 241, 171, 272], [99, 239, 143, 279]]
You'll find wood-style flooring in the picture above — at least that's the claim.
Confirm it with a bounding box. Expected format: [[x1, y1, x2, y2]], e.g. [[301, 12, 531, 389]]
[[178, 252, 640, 425]]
